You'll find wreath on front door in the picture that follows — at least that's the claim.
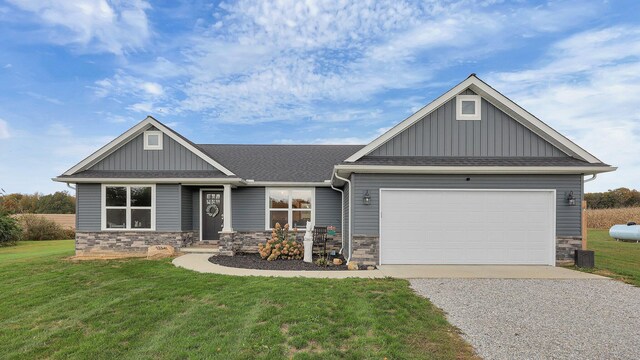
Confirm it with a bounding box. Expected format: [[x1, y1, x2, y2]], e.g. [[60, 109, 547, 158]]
[[206, 204, 219, 218]]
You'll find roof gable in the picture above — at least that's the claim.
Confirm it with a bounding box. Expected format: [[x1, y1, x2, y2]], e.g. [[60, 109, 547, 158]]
[[345, 75, 602, 164], [369, 91, 567, 158], [63, 117, 235, 176]]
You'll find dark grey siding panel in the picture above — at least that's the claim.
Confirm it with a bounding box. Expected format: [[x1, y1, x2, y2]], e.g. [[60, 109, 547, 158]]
[[156, 184, 181, 231], [369, 96, 567, 158], [352, 174, 582, 237], [90, 132, 215, 171], [315, 187, 342, 230], [232, 187, 265, 231], [77, 183, 101, 231], [181, 186, 193, 231]]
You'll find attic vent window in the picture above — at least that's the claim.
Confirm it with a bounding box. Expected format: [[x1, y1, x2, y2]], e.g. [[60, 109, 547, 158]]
[[144, 131, 163, 150], [456, 95, 481, 120]]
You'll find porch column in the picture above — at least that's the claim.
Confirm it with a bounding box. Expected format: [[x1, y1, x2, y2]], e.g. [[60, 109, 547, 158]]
[[222, 184, 233, 232]]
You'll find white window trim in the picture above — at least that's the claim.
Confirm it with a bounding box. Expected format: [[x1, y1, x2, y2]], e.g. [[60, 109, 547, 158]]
[[264, 187, 315, 231], [101, 184, 156, 231], [144, 130, 163, 150], [456, 95, 481, 120]]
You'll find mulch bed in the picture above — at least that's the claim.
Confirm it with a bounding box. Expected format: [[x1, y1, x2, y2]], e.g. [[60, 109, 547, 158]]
[[209, 253, 349, 271]]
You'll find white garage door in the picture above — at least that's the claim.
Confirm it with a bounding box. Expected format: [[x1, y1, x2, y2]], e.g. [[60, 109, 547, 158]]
[[380, 189, 555, 265]]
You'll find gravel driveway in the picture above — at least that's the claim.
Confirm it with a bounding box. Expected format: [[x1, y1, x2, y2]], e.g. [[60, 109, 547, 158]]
[[410, 279, 640, 360]]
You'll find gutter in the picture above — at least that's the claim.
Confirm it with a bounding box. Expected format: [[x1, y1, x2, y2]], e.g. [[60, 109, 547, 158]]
[[329, 173, 345, 255], [584, 174, 597, 183], [333, 171, 352, 264]]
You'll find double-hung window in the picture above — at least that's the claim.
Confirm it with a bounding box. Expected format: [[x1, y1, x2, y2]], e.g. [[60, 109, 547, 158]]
[[103, 185, 155, 230], [266, 188, 314, 229]]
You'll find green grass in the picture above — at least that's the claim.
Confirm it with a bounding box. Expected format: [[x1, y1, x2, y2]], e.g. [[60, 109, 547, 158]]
[[0, 241, 475, 359], [584, 229, 640, 286]]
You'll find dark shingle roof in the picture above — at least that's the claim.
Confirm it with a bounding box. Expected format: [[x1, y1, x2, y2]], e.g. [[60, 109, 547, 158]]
[[198, 145, 365, 182], [59, 170, 232, 179], [349, 156, 608, 167]]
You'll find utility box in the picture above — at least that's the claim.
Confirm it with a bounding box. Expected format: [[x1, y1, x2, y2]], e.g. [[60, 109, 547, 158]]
[[575, 250, 595, 268]]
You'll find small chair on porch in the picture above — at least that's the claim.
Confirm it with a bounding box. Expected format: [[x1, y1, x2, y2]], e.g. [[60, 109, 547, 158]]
[[313, 226, 328, 266]]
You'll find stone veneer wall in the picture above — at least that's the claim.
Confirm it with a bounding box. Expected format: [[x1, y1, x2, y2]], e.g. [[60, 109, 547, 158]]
[[218, 231, 343, 256], [556, 236, 582, 264], [350, 235, 379, 266], [348, 235, 582, 266], [76, 231, 196, 254]]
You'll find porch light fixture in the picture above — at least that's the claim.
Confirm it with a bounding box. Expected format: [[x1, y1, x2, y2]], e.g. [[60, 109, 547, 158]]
[[363, 190, 371, 205], [567, 191, 576, 206]]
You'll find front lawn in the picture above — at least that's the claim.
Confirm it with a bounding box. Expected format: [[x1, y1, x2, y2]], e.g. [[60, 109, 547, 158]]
[[586, 229, 640, 286], [0, 241, 475, 359]]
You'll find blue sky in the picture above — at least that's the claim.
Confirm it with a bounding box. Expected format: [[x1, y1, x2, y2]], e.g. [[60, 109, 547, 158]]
[[0, 0, 638, 194]]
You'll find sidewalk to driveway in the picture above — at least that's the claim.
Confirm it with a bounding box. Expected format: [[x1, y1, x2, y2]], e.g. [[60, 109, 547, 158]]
[[172, 253, 385, 278]]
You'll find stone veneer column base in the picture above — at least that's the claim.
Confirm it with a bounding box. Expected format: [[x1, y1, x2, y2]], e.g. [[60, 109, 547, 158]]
[[75, 231, 196, 255], [350, 235, 379, 266]]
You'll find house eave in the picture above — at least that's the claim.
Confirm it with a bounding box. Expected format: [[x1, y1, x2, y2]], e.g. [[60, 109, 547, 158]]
[[52, 177, 245, 185], [333, 164, 617, 180]]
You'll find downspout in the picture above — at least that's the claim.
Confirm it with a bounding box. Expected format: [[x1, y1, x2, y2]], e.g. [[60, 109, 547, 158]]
[[329, 174, 345, 254], [584, 174, 597, 183], [66, 183, 76, 190], [333, 171, 352, 263]]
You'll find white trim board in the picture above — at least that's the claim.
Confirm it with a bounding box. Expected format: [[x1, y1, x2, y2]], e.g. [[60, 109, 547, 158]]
[[63, 116, 235, 176], [344, 74, 603, 164]]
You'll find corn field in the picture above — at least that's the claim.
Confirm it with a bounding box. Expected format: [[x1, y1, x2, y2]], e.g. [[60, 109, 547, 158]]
[[586, 207, 640, 229]]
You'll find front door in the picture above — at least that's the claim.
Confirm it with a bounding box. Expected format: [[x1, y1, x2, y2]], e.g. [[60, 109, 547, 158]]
[[202, 190, 224, 240]]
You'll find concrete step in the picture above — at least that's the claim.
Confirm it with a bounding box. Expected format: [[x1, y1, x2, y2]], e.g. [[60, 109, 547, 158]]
[[181, 247, 220, 254]]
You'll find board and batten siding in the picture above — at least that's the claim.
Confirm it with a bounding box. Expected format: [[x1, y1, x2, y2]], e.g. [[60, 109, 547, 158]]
[[89, 131, 215, 171], [76, 183, 101, 231], [156, 184, 182, 231], [352, 173, 582, 237], [368, 95, 567, 158]]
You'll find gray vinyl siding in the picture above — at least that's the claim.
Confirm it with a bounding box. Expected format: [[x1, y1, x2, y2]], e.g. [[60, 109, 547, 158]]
[[89, 131, 215, 171], [315, 187, 342, 230], [156, 184, 181, 231], [232, 187, 265, 231], [352, 173, 582, 237], [369, 95, 567, 158], [76, 183, 101, 231], [181, 186, 193, 231]]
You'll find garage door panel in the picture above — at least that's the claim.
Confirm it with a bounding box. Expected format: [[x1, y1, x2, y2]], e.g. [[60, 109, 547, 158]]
[[380, 189, 555, 265]]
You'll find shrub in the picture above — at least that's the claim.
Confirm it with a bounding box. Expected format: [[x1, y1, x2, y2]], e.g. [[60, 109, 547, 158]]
[[258, 223, 304, 261], [0, 214, 21, 246], [19, 214, 72, 240]]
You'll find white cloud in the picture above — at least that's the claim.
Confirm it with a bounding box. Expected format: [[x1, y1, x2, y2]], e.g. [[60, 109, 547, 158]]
[[0, 119, 10, 139], [3, 63, 11, 69], [488, 26, 640, 192], [6, 0, 151, 54]]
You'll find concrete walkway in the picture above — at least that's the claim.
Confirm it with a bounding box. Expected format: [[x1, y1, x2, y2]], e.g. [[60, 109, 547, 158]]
[[172, 254, 604, 279], [377, 265, 606, 279], [172, 254, 385, 278]]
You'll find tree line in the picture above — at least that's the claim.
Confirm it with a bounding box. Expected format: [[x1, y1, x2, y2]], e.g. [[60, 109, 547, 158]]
[[584, 188, 640, 209], [0, 191, 75, 214]]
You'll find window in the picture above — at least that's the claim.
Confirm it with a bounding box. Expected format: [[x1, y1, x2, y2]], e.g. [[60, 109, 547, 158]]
[[266, 188, 314, 230], [144, 131, 163, 150], [102, 185, 155, 230], [456, 95, 481, 120]]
